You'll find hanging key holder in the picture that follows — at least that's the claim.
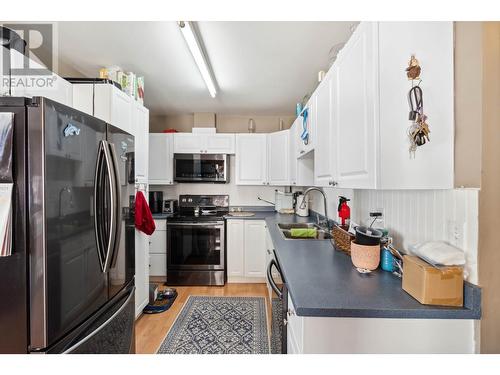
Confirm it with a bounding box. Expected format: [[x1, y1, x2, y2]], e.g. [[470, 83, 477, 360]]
[[406, 55, 430, 158]]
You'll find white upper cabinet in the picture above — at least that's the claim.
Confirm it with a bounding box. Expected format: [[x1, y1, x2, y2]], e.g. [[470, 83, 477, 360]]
[[205, 134, 236, 154], [314, 69, 337, 187], [296, 94, 316, 157], [174, 133, 235, 154], [133, 102, 149, 180], [235, 134, 268, 185], [94, 84, 133, 134], [268, 130, 290, 185], [377, 22, 454, 189], [290, 119, 314, 187], [334, 21, 379, 189], [149, 133, 174, 185]]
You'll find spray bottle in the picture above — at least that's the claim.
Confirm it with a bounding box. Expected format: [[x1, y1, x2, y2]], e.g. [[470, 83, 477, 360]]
[[337, 196, 351, 230]]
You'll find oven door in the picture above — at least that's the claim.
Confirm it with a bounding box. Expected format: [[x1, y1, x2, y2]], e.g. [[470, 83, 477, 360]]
[[167, 221, 225, 270], [267, 256, 287, 354]]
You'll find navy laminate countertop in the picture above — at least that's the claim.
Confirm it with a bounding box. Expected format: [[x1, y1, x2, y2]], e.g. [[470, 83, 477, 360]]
[[227, 211, 481, 320]]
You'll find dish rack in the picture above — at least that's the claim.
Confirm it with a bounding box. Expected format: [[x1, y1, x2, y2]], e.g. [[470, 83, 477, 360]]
[[331, 224, 355, 255]]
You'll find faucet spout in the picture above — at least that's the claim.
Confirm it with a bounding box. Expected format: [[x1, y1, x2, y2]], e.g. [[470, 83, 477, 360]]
[[301, 187, 330, 231]]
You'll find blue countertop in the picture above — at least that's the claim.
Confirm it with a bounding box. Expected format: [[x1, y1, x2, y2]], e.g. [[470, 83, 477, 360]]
[[229, 211, 481, 320]]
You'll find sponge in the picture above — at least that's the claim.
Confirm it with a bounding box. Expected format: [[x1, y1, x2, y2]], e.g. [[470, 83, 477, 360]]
[[290, 228, 317, 238]]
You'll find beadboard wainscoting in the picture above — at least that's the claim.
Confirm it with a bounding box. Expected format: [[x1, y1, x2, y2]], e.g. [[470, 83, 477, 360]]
[[154, 155, 280, 207], [354, 189, 479, 284], [308, 188, 479, 284]]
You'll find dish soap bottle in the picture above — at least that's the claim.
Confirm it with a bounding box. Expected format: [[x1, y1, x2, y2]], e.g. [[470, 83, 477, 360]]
[[337, 196, 351, 230]]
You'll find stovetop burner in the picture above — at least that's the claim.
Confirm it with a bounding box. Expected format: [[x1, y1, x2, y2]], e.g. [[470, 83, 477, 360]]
[[168, 195, 230, 222]]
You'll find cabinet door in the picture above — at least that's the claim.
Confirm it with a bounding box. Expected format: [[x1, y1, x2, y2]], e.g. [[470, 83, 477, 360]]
[[314, 71, 337, 187], [227, 220, 245, 277], [268, 130, 290, 186], [297, 95, 315, 156], [173, 133, 205, 153], [149, 134, 174, 184], [243, 220, 266, 278], [149, 254, 167, 276], [135, 230, 149, 317], [334, 22, 378, 189], [149, 229, 166, 254], [133, 103, 149, 180], [235, 134, 268, 185], [289, 120, 298, 185], [111, 89, 133, 135], [205, 134, 235, 154]]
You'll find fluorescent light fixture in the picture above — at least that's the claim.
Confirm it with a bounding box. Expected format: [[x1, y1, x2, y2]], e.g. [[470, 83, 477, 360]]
[[178, 21, 217, 98]]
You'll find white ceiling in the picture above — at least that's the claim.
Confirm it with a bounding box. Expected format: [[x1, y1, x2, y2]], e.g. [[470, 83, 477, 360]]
[[57, 21, 357, 116]]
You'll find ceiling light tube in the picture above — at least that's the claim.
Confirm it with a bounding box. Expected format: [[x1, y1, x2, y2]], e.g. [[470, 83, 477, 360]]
[[179, 21, 217, 98]]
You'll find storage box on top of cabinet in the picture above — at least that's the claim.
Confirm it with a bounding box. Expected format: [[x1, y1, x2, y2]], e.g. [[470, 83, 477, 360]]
[[312, 22, 454, 189]]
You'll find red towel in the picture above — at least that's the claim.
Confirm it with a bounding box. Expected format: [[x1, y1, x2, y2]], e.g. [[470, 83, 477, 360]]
[[135, 191, 156, 235]]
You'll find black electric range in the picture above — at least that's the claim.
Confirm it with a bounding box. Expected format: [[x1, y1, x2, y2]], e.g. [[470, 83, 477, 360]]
[[166, 195, 229, 286]]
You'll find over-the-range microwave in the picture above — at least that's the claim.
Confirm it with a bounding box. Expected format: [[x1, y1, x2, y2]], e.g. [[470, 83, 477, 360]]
[[173, 153, 229, 183]]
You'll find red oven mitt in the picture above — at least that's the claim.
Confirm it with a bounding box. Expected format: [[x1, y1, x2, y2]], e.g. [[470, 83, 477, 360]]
[[135, 190, 156, 235]]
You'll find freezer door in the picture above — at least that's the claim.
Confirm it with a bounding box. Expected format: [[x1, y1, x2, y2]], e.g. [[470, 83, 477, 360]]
[[28, 98, 109, 351], [106, 124, 135, 299], [46, 284, 135, 354]]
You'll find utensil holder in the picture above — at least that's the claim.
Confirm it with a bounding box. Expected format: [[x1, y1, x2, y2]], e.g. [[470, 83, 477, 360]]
[[350, 242, 380, 271]]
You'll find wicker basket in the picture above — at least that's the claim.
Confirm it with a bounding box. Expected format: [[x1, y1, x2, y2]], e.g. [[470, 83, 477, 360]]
[[331, 225, 355, 255]]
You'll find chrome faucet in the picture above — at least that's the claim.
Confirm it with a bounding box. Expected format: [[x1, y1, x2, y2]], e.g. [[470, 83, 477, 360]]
[[300, 187, 330, 231], [59, 187, 74, 219]]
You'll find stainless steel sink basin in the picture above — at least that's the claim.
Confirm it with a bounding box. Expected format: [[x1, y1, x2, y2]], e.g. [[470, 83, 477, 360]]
[[277, 223, 333, 240]]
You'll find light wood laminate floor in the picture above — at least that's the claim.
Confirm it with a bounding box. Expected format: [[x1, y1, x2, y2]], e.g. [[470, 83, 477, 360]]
[[134, 282, 270, 354]]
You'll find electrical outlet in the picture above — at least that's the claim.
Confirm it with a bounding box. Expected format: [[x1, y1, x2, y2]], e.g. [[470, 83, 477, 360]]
[[446, 220, 464, 248], [368, 208, 385, 228]]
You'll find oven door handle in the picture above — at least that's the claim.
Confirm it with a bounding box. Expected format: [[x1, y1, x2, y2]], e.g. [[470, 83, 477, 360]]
[[267, 259, 283, 300]]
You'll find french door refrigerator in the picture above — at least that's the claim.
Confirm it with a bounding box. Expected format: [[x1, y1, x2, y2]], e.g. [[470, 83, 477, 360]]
[[0, 96, 135, 354]]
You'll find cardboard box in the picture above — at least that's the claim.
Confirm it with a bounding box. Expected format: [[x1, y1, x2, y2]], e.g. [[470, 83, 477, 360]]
[[402, 255, 464, 307]]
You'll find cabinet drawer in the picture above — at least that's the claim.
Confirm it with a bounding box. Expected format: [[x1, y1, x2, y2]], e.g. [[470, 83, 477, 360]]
[[154, 219, 167, 231], [149, 230, 166, 254], [149, 254, 167, 276]]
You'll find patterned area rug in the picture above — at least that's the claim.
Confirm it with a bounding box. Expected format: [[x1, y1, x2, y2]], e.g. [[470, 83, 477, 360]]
[[157, 296, 269, 354]]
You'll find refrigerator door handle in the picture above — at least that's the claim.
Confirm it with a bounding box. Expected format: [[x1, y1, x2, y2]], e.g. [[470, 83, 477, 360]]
[[94, 141, 107, 272], [101, 141, 119, 273], [105, 141, 122, 271]]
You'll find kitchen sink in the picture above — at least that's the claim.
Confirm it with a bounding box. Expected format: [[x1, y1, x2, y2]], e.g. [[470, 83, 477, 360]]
[[277, 223, 333, 240]]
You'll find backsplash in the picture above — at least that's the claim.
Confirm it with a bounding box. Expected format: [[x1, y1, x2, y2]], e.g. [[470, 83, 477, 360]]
[[310, 187, 479, 283], [154, 155, 281, 207]]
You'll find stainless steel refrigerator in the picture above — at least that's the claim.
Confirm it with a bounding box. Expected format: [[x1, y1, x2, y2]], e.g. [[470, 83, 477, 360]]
[[0, 96, 136, 353]]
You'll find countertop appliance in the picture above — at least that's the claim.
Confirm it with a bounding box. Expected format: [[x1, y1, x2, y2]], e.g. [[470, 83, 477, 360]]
[[167, 195, 229, 286], [162, 199, 178, 214], [173, 154, 228, 183], [267, 252, 287, 354], [0, 97, 135, 354], [149, 191, 163, 214]]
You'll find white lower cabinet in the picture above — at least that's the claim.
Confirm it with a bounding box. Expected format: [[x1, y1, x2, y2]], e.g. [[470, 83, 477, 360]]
[[149, 219, 167, 277], [286, 293, 474, 354], [227, 220, 267, 282]]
